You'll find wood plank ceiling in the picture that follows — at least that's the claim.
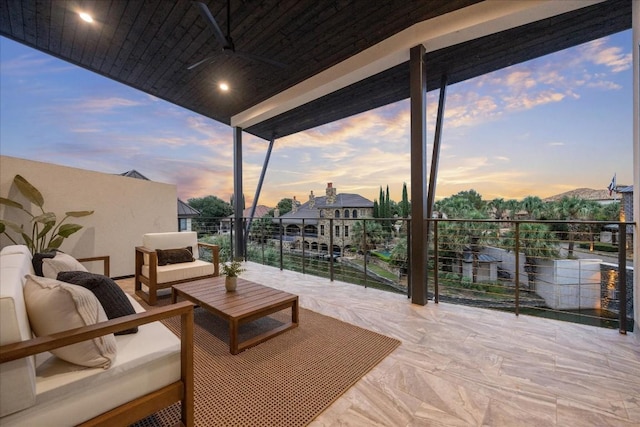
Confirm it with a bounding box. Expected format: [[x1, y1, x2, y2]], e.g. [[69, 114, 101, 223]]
[[0, 0, 632, 141]]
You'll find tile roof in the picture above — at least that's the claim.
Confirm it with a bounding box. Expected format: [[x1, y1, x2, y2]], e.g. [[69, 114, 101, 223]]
[[277, 193, 373, 225]]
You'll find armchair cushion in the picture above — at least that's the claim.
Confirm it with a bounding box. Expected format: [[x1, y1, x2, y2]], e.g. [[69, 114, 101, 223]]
[[24, 275, 117, 368], [156, 247, 194, 266], [42, 252, 88, 279], [57, 271, 138, 335]]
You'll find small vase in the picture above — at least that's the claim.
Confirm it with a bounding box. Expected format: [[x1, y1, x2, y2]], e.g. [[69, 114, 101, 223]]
[[225, 276, 237, 292]]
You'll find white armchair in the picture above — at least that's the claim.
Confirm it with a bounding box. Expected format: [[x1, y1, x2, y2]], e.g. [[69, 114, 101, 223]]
[[135, 232, 219, 305]]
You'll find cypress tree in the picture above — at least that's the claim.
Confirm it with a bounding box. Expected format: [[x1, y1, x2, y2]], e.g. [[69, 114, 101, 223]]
[[401, 182, 409, 217]]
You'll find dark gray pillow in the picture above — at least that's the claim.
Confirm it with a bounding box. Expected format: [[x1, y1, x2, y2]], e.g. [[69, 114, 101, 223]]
[[32, 250, 60, 276], [57, 271, 138, 335], [156, 246, 194, 266]]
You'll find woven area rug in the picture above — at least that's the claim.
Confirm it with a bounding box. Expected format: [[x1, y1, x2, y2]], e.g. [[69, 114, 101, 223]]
[[129, 291, 400, 426]]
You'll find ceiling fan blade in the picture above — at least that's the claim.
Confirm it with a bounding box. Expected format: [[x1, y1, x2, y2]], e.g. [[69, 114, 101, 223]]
[[194, 1, 228, 48], [233, 50, 287, 69], [187, 55, 217, 70]]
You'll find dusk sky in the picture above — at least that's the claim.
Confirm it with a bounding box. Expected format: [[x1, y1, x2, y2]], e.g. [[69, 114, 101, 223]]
[[0, 29, 633, 208]]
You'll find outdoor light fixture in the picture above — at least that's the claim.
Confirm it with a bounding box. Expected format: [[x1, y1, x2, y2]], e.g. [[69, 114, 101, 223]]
[[219, 82, 229, 91], [79, 12, 93, 23]]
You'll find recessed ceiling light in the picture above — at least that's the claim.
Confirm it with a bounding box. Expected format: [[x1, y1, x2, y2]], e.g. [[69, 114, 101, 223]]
[[79, 12, 93, 23], [219, 82, 229, 91]]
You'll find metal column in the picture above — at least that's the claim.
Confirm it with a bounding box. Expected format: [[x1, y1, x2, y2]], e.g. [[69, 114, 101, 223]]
[[233, 127, 244, 258], [246, 137, 275, 235], [425, 74, 448, 303], [409, 44, 428, 305]]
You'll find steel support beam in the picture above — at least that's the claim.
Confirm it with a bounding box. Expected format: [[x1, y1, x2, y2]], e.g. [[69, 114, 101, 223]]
[[632, 0, 639, 329], [246, 138, 275, 235], [424, 74, 448, 303], [233, 127, 244, 258], [409, 44, 428, 305]]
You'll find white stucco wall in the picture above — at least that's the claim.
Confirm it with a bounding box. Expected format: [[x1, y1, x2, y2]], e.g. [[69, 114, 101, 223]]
[[0, 156, 177, 277]]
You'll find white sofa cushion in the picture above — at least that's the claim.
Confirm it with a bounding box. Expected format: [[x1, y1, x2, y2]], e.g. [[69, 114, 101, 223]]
[[141, 259, 215, 284], [0, 245, 32, 256], [24, 275, 117, 368], [1, 296, 182, 427], [0, 247, 37, 417], [42, 252, 88, 279]]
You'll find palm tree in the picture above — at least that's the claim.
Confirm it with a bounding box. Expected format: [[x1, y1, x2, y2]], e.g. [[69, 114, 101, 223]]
[[351, 220, 384, 254], [488, 198, 508, 220], [503, 223, 559, 290], [462, 210, 499, 283], [521, 196, 544, 219], [390, 238, 408, 275], [553, 196, 588, 257]]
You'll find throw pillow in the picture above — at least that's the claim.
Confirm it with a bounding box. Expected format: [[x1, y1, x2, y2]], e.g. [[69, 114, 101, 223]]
[[32, 250, 60, 276], [156, 246, 194, 266], [42, 252, 88, 278], [57, 271, 138, 335], [23, 275, 117, 368]]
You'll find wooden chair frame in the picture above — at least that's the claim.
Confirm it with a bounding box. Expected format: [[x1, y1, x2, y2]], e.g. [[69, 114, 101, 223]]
[[135, 242, 219, 305], [0, 301, 195, 427]]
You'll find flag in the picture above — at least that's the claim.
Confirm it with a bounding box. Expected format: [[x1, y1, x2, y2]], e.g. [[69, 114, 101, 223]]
[[607, 173, 616, 196]]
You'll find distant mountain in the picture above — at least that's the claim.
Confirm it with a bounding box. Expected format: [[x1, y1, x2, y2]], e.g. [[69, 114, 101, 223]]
[[543, 188, 615, 202]]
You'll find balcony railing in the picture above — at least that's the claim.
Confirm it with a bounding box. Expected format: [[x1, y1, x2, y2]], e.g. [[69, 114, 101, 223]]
[[193, 216, 635, 333]]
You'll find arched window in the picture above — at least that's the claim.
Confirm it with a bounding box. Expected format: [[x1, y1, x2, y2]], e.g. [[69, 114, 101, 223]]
[[344, 210, 350, 218], [352, 210, 358, 218], [335, 210, 340, 218]]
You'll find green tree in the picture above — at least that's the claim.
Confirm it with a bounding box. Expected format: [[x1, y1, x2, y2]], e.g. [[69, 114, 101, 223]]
[[385, 185, 391, 218], [188, 196, 232, 234], [553, 196, 588, 257], [273, 198, 293, 216], [399, 182, 410, 218], [351, 220, 384, 253], [434, 189, 487, 219], [390, 238, 408, 274], [521, 196, 543, 219], [488, 198, 508, 220], [503, 223, 559, 290]]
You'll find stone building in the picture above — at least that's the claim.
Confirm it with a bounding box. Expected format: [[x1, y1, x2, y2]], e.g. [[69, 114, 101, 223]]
[[274, 183, 374, 256]]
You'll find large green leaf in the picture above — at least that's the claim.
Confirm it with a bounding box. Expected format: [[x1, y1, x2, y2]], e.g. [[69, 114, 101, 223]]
[[66, 210, 94, 217], [14, 175, 44, 208], [33, 212, 56, 225], [0, 219, 25, 234], [57, 223, 83, 237], [0, 197, 24, 210], [36, 222, 54, 240], [47, 236, 64, 250]]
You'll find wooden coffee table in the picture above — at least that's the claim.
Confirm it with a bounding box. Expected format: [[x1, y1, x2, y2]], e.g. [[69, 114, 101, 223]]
[[171, 277, 299, 354]]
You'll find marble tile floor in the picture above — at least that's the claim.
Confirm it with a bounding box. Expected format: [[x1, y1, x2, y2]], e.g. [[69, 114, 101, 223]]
[[241, 262, 640, 427], [128, 262, 640, 426]]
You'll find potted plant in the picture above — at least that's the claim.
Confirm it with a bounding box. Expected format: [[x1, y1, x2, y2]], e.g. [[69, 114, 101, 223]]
[[0, 175, 93, 254], [221, 259, 245, 292]]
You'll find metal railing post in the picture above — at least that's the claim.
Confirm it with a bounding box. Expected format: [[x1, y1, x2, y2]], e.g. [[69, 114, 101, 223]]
[[433, 219, 439, 303], [514, 222, 520, 316], [363, 219, 368, 288], [329, 218, 334, 281], [618, 228, 627, 334], [301, 218, 306, 274], [279, 218, 283, 271], [407, 218, 412, 299]]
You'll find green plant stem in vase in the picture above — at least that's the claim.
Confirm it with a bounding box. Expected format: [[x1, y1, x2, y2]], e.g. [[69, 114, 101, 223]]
[[222, 260, 245, 292]]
